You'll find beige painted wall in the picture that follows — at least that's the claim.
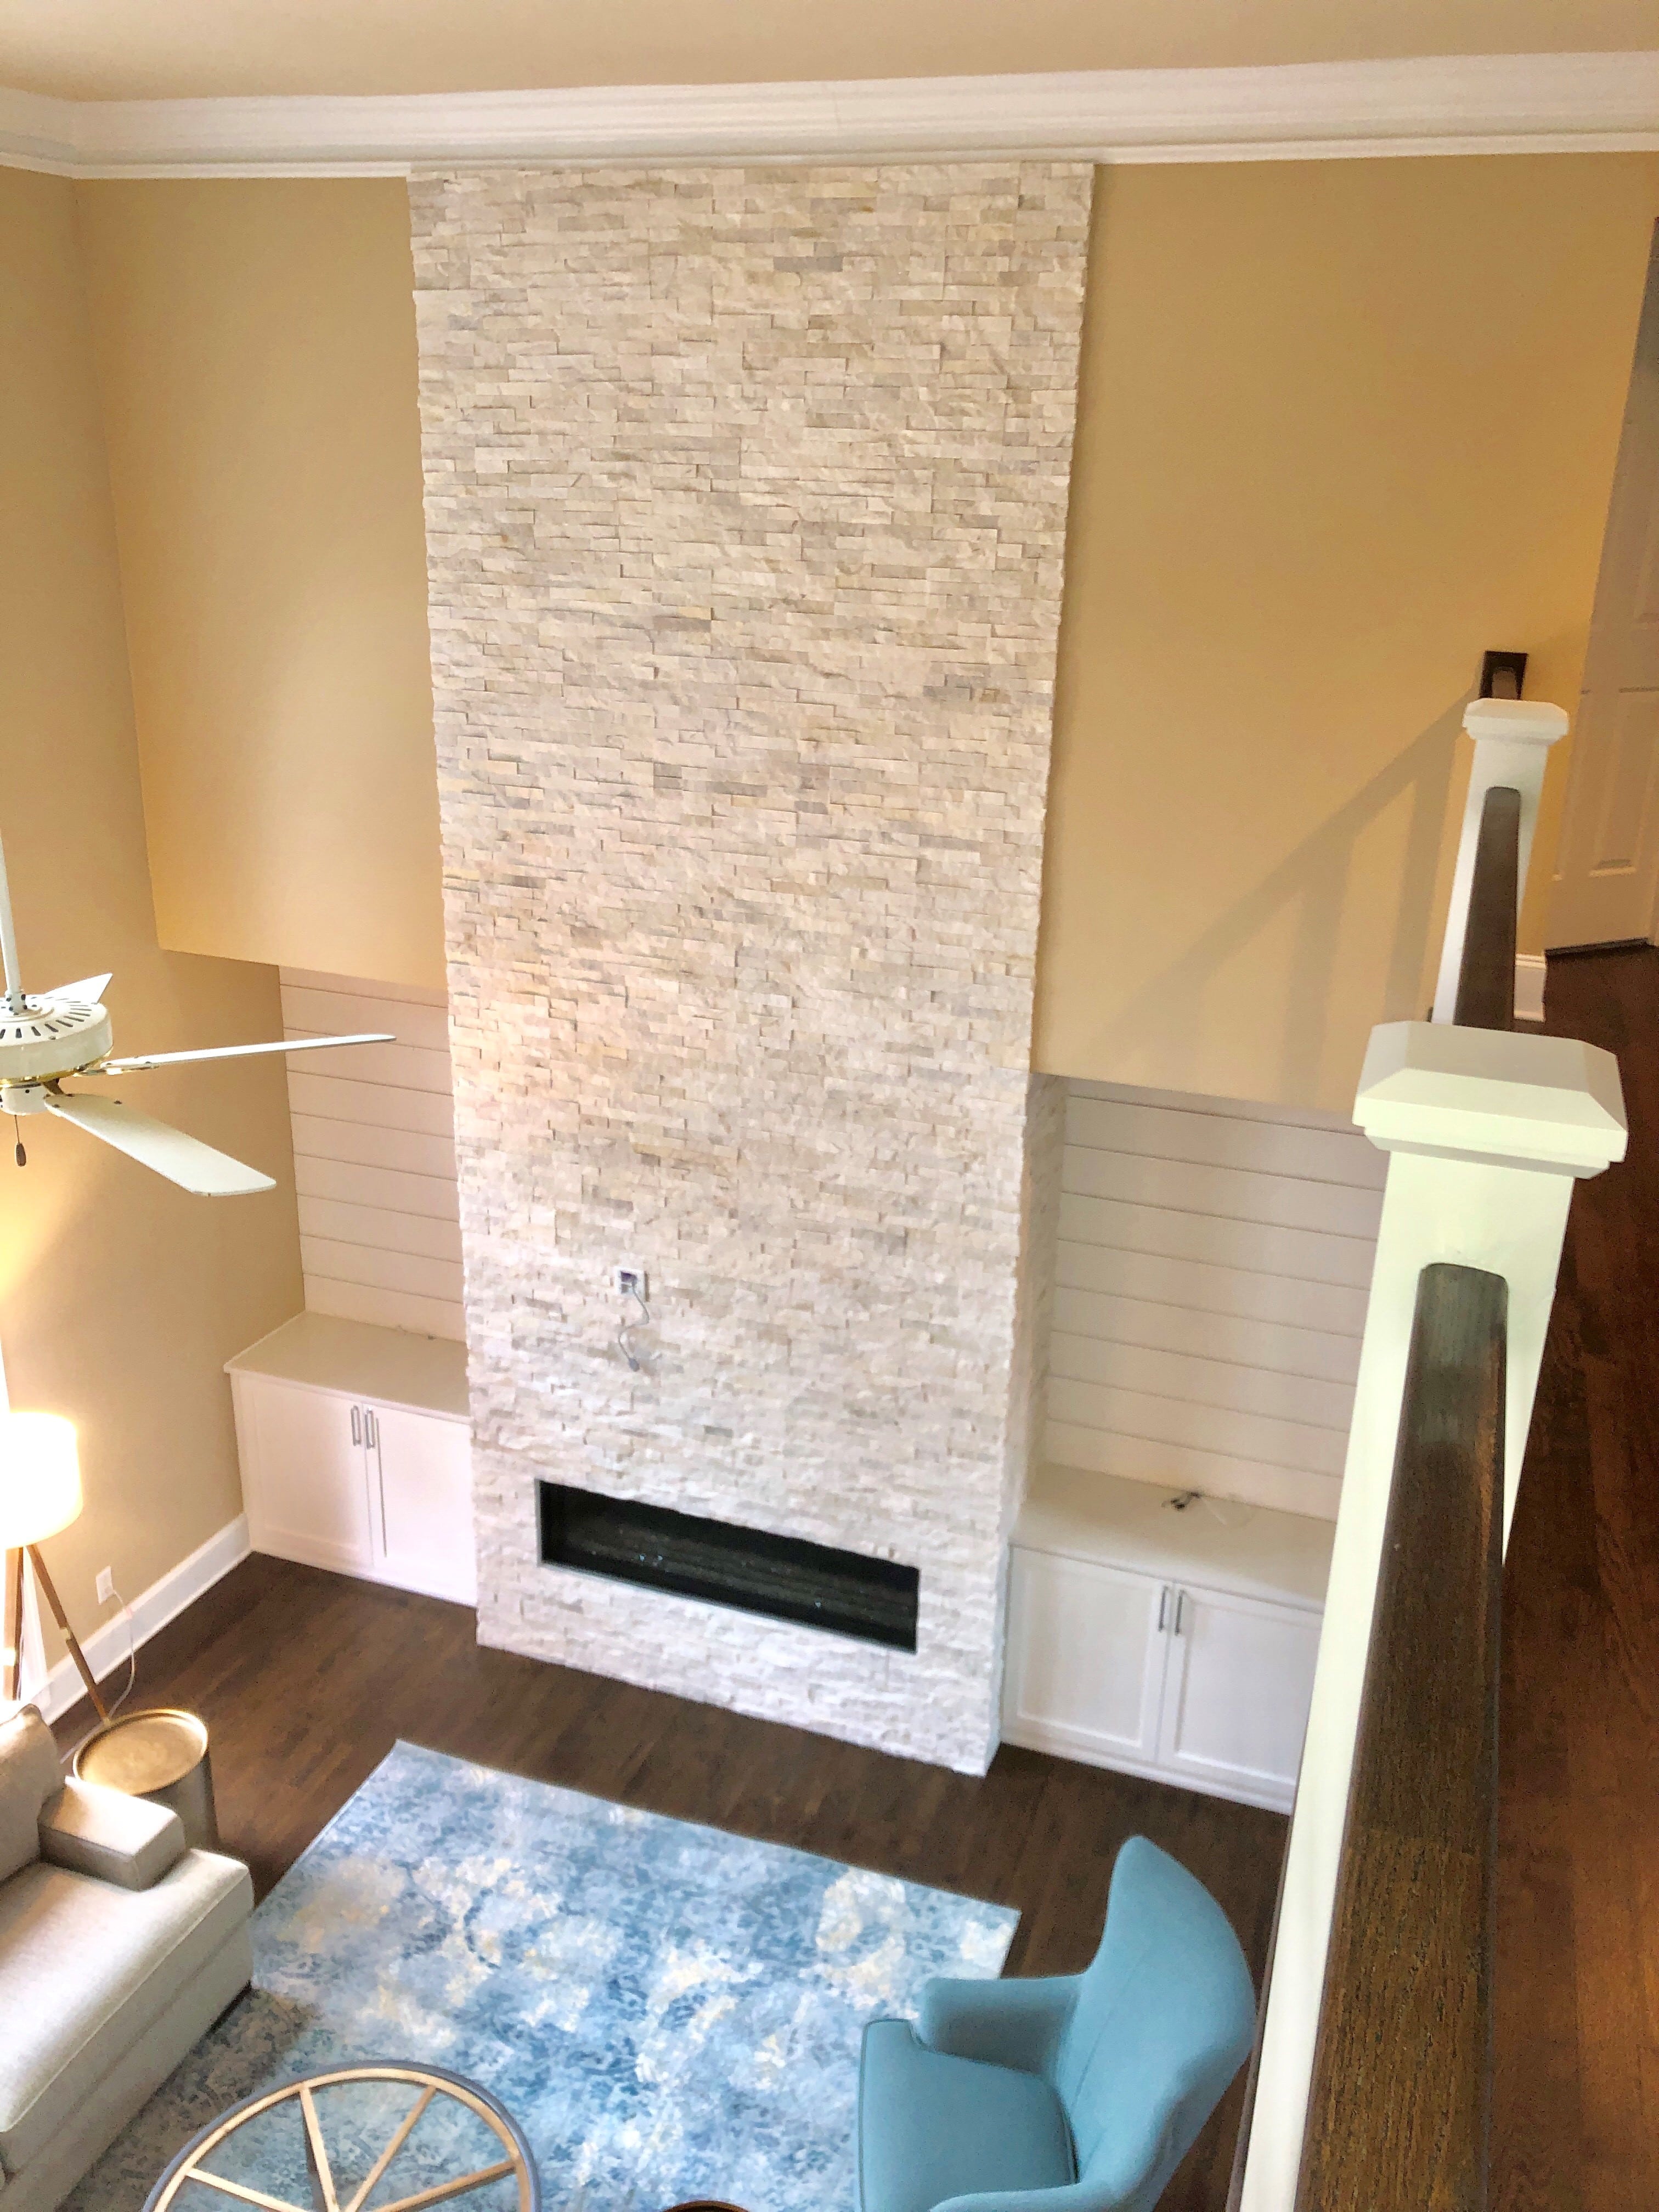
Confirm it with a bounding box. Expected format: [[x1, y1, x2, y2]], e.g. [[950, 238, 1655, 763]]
[[0, 167, 303, 1669], [1035, 154, 1659, 1111], [0, 0, 1652, 100], [75, 179, 444, 993], [64, 155, 1659, 1115]]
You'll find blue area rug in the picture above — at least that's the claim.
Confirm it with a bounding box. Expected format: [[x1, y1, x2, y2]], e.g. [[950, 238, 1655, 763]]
[[70, 1741, 1018, 2212]]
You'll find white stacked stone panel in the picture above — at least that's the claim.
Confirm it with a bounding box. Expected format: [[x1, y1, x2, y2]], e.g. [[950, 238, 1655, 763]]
[[410, 163, 1091, 1773]]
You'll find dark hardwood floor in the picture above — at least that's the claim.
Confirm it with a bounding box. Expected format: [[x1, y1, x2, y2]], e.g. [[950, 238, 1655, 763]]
[[1496, 944, 1659, 2212], [53, 1549, 1284, 2207], [50, 945, 1658, 2208]]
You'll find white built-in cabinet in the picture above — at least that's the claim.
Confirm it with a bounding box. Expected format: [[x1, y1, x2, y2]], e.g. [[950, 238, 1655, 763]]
[[227, 1313, 475, 1608], [1002, 1468, 1333, 1813]]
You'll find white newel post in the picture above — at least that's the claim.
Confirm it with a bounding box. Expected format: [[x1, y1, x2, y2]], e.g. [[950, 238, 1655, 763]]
[[1239, 1019, 1626, 2212], [1431, 698, 1568, 1025]]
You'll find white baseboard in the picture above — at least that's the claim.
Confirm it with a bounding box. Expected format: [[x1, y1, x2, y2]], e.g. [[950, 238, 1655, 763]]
[[1515, 952, 1548, 1022], [1000, 1715, 1295, 1814], [25, 1515, 251, 1728]]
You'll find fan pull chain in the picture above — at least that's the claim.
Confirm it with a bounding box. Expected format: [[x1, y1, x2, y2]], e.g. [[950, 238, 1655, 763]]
[[12, 1117, 23, 1169]]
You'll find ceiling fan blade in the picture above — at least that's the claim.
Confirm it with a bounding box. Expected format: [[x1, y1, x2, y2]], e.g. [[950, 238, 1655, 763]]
[[102, 1030, 393, 1073], [38, 972, 113, 1006], [44, 1093, 275, 1196]]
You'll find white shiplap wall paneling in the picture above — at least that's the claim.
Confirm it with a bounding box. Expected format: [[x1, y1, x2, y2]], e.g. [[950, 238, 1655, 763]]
[[280, 969, 463, 1341], [1047, 1080, 1385, 1521]]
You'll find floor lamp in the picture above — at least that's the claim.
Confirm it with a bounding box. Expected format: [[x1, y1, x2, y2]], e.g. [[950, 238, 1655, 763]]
[[0, 1412, 109, 1722]]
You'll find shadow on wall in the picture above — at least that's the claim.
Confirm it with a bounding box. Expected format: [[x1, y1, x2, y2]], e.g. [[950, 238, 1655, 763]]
[[1088, 698, 1465, 1104]]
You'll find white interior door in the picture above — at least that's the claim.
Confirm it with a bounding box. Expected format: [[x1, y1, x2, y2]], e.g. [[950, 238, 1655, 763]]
[[1002, 1549, 1166, 1765], [368, 1404, 476, 1606], [1155, 1583, 1319, 1810], [1549, 223, 1659, 950], [242, 1377, 374, 1575]]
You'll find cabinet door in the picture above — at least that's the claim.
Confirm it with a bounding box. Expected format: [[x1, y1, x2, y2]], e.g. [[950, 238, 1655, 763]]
[[368, 1404, 477, 1606], [1003, 1549, 1167, 1767], [1156, 1584, 1320, 1810], [240, 1377, 374, 1575]]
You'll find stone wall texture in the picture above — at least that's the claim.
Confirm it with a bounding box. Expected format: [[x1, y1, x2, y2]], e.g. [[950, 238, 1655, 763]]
[[410, 163, 1091, 1772]]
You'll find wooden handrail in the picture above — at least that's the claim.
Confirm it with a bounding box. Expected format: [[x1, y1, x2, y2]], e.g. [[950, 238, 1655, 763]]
[[1453, 785, 1521, 1030], [1294, 1261, 1505, 2212]]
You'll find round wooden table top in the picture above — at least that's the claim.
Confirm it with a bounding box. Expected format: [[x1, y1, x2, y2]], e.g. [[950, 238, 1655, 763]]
[[143, 2063, 539, 2212]]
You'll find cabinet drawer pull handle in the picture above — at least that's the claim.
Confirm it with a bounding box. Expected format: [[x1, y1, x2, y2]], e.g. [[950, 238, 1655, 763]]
[[1158, 1586, 1169, 1632], [1174, 1590, 1187, 1637], [351, 1405, 361, 1446]]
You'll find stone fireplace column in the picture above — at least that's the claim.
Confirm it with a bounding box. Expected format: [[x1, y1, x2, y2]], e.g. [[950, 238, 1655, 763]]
[[411, 162, 1090, 1773]]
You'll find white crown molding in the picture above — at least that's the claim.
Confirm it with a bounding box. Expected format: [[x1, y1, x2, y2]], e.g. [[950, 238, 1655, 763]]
[[1, 51, 1656, 179]]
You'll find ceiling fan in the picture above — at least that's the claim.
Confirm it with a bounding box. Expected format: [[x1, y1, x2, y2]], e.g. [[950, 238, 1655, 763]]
[[0, 829, 393, 1197]]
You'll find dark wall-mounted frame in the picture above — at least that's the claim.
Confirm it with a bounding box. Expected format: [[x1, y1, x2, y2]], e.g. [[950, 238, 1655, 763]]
[[1479, 650, 1527, 701]]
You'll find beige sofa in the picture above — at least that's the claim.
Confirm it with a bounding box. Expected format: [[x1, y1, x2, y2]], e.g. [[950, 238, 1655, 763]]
[[0, 1705, 252, 2211]]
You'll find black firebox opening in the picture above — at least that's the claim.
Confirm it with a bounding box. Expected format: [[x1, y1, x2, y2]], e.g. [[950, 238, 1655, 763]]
[[537, 1480, 919, 1652]]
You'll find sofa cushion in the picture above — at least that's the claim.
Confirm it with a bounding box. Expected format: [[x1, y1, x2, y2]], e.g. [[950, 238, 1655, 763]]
[[0, 1847, 252, 2172], [38, 1779, 185, 1892], [0, 1710, 62, 1889], [858, 2019, 1075, 2212]]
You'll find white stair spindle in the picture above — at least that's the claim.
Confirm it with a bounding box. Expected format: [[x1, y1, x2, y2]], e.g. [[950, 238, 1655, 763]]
[[1238, 1018, 1625, 2212], [1431, 698, 1568, 1025]]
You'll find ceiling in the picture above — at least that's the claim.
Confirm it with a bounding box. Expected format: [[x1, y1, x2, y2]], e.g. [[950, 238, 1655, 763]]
[[2, 0, 1654, 104]]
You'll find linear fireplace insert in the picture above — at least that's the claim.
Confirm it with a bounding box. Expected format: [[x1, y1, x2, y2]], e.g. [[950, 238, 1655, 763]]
[[537, 1480, 919, 1651]]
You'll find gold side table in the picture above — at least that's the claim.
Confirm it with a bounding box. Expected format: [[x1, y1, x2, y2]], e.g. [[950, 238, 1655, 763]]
[[74, 1706, 219, 1850]]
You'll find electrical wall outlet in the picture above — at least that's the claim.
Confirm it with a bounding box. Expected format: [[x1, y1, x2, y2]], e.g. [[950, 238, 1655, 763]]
[[614, 1266, 647, 1301], [95, 1567, 115, 1606]]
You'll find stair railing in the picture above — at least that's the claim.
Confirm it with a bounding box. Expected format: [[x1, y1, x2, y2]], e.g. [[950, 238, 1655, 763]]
[[1294, 1261, 1504, 2209], [1232, 690, 1626, 2212], [1429, 697, 1566, 1025]]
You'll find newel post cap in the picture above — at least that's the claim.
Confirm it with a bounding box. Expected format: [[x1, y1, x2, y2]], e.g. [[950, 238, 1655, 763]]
[[1462, 698, 1568, 746], [1353, 1021, 1626, 1177]]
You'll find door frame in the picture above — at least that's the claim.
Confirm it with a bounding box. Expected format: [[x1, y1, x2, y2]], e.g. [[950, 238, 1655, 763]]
[[1547, 218, 1659, 952]]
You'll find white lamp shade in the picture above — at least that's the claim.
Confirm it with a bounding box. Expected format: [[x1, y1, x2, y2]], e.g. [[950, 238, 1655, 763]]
[[0, 1413, 83, 1549]]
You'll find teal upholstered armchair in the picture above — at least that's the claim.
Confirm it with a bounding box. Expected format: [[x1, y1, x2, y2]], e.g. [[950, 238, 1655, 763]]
[[857, 1837, 1256, 2212]]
